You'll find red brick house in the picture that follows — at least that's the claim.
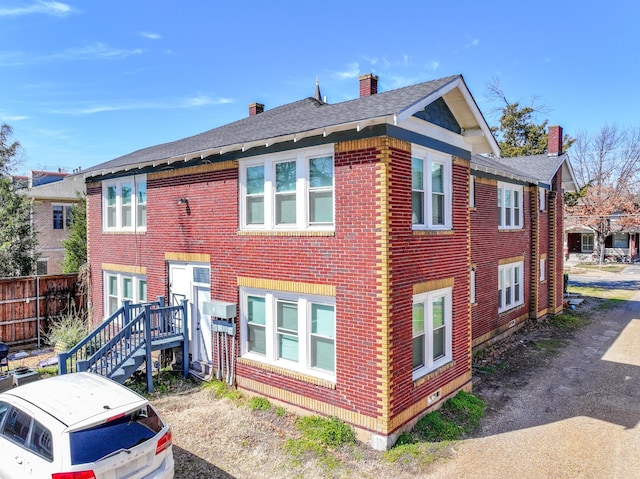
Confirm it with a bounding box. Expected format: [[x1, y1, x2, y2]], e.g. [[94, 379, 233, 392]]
[[80, 74, 575, 449]]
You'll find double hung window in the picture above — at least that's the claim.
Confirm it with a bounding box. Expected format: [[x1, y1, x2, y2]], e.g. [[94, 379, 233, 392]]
[[412, 287, 452, 379], [52, 204, 74, 230], [240, 146, 334, 231], [498, 261, 524, 312], [241, 288, 336, 380], [102, 175, 147, 232], [497, 182, 523, 229], [411, 148, 452, 230], [104, 271, 147, 317]]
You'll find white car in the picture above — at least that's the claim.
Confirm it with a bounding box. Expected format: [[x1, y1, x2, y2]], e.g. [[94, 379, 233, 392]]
[[0, 372, 174, 478]]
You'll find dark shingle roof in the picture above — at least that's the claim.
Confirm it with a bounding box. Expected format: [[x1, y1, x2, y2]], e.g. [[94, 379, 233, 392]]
[[83, 75, 461, 175], [495, 153, 569, 185]]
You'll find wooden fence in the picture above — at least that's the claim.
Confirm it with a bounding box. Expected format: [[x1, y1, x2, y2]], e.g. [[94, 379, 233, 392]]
[[0, 274, 83, 347]]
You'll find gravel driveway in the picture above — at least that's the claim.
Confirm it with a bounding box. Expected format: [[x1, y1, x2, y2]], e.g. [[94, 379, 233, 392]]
[[433, 271, 640, 479]]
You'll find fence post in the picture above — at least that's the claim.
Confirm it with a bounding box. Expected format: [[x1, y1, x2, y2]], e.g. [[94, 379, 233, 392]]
[[181, 299, 189, 378], [144, 304, 153, 393]]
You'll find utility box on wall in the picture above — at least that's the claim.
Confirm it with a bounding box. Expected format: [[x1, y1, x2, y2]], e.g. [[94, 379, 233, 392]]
[[202, 300, 236, 319]]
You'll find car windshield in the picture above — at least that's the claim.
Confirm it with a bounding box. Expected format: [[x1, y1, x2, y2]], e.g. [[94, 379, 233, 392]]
[[69, 405, 164, 464]]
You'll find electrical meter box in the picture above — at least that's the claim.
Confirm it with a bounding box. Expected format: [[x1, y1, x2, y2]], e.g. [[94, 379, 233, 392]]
[[202, 300, 237, 319]]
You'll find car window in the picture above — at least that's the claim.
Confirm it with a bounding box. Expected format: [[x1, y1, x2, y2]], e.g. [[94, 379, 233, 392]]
[[2, 406, 32, 446], [70, 405, 164, 464], [0, 401, 9, 427], [29, 420, 53, 461]]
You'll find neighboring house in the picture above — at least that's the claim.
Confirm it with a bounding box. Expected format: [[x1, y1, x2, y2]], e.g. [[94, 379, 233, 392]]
[[566, 223, 639, 261], [21, 175, 85, 275], [80, 74, 576, 449]]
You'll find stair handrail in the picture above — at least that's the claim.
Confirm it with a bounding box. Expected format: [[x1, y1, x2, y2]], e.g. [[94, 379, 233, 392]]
[[58, 297, 163, 375]]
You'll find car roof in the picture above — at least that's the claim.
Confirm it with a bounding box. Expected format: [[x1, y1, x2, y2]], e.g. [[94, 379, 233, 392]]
[[0, 372, 147, 428]]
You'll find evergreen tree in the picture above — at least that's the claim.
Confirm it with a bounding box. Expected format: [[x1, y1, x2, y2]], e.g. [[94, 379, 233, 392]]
[[61, 194, 87, 273], [487, 79, 574, 157], [0, 177, 38, 276]]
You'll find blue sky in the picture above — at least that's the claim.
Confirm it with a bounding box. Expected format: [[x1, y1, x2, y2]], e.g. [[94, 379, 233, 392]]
[[1, 0, 638, 176]]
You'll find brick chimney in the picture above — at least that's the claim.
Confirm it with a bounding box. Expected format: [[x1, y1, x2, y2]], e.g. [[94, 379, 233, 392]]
[[248, 102, 264, 117], [359, 73, 379, 98], [548, 125, 563, 155]]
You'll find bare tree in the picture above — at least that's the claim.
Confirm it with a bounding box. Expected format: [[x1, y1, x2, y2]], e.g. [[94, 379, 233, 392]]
[[565, 124, 640, 264]]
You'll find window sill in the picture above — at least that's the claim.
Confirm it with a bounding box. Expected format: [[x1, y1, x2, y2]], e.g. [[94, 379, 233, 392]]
[[498, 228, 525, 233], [498, 303, 525, 315], [412, 360, 455, 387], [238, 230, 335, 237], [237, 357, 336, 389], [412, 229, 455, 236], [102, 230, 146, 235]]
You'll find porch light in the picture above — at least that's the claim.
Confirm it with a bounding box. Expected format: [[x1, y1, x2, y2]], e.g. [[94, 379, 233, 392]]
[[178, 198, 190, 215]]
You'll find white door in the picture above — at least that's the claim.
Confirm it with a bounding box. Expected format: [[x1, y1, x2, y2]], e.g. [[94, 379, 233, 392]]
[[194, 285, 212, 363], [168, 262, 211, 367]]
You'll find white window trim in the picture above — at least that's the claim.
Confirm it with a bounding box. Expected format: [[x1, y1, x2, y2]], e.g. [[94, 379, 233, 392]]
[[240, 287, 336, 381], [497, 181, 523, 230], [539, 187, 547, 211], [412, 287, 453, 380], [470, 268, 476, 304], [102, 174, 147, 232], [470, 175, 476, 208], [239, 145, 335, 232], [412, 146, 453, 230], [498, 261, 524, 313], [540, 258, 547, 282], [104, 271, 147, 319]]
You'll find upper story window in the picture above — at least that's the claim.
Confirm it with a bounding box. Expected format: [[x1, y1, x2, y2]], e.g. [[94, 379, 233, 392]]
[[412, 286, 453, 379], [103, 175, 146, 232], [497, 182, 523, 230], [498, 260, 524, 313], [52, 204, 74, 230], [104, 271, 147, 318], [539, 187, 547, 211], [240, 287, 336, 381], [411, 147, 452, 230], [240, 146, 334, 231]]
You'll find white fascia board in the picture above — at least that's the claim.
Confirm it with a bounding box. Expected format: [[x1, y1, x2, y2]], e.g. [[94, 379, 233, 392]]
[[470, 163, 538, 184], [403, 116, 468, 151]]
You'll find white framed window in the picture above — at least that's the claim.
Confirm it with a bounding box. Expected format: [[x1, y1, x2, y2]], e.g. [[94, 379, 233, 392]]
[[104, 271, 147, 318], [497, 182, 523, 230], [412, 287, 453, 379], [539, 187, 546, 211], [411, 147, 452, 230], [240, 287, 336, 381], [52, 203, 74, 230], [540, 257, 547, 282], [498, 261, 524, 313], [102, 175, 147, 232], [239, 146, 334, 231], [469, 175, 475, 208]]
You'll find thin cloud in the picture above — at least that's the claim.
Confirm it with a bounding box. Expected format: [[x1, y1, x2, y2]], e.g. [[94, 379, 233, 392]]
[[0, 113, 29, 122], [140, 32, 161, 40], [334, 63, 360, 80], [49, 95, 235, 116], [52, 42, 143, 60], [0, 1, 74, 17]]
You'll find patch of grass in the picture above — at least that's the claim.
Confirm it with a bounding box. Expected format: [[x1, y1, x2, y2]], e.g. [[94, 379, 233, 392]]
[[295, 416, 356, 447], [201, 378, 243, 401], [575, 263, 626, 273], [383, 440, 452, 466], [412, 391, 487, 442], [552, 311, 589, 329], [284, 416, 354, 475], [276, 406, 287, 417], [37, 365, 59, 378], [126, 369, 197, 397], [247, 396, 272, 411], [534, 338, 565, 354]]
